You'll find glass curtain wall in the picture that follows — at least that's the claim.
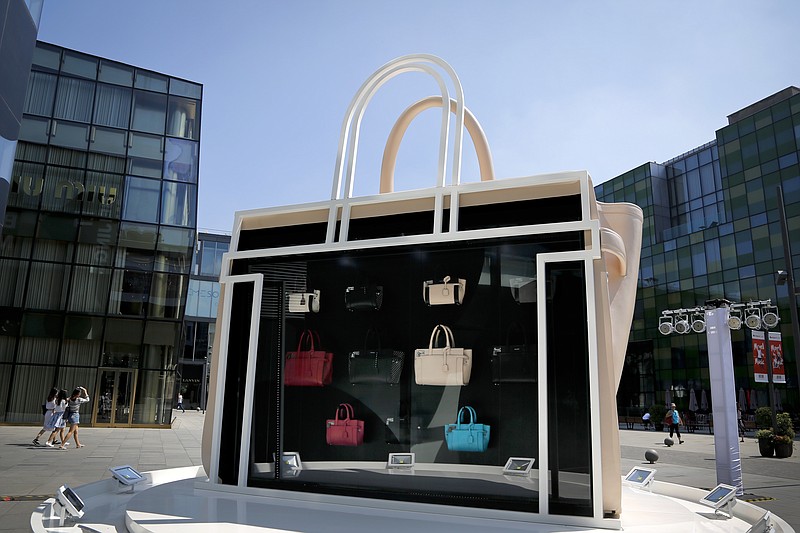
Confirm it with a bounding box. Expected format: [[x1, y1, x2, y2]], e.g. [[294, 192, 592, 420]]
[[0, 42, 201, 426]]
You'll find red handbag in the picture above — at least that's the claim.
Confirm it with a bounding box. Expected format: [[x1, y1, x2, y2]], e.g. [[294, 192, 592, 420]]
[[326, 403, 364, 446], [285, 330, 333, 386]]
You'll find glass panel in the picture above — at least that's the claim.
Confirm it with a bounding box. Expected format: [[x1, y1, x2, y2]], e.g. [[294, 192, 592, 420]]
[[41, 166, 84, 214], [54, 77, 95, 122], [132, 369, 174, 425], [166, 97, 199, 140], [161, 181, 196, 227], [15, 141, 47, 163], [93, 84, 131, 129], [131, 90, 167, 134], [127, 133, 163, 178], [118, 222, 157, 249], [6, 365, 56, 423], [121, 176, 159, 223], [31, 43, 61, 70], [9, 161, 44, 209], [61, 51, 98, 79], [61, 339, 101, 366], [98, 60, 134, 86], [18, 116, 50, 144], [169, 79, 202, 99], [36, 212, 78, 242], [82, 171, 123, 218], [143, 321, 179, 368], [25, 262, 71, 309], [21, 312, 63, 338], [108, 270, 151, 316], [134, 70, 168, 93], [163, 138, 198, 182], [0, 259, 28, 306], [238, 235, 593, 516], [148, 273, 187, 319], [90, 126, 127, 155], [87, 152, 125, 174], [48, 146, 86, 168], [75, 218, 118, 265], [23, 71, 57, 116], [68, 266, 112, 312], [50, 120, 89, 150]]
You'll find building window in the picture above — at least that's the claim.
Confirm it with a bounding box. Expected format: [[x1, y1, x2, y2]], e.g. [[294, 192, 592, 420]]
[[93, 84, 131, 129], [123, 177, 160, 223], [161, 182, 196, 227]]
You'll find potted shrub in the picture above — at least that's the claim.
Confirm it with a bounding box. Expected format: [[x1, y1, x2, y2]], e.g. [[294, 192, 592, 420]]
[[650, 404, 667, 432], [774, 413, 795, 458], [755, 406, 772, 428], [755, 429, 775, 457]]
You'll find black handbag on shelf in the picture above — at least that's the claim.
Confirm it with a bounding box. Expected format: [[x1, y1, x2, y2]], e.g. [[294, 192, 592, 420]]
[[348, 329, 404, 384], [490, 322, 537, 383], [345, 284, 383, 311]]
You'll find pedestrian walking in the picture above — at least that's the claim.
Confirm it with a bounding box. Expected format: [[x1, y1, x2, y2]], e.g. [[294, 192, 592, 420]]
[[44, 389, 69, 448], [177, 392, 185, 413], [59, 387, 90, 450], [32, 387, 58, 446], [667, 403, 684, 444]]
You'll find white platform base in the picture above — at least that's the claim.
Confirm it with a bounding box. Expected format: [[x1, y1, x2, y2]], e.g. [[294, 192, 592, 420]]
[[31, 467, 793, 533]]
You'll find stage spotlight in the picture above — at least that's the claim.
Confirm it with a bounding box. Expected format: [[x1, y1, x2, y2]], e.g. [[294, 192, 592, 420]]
[[762, 306, 780, 329], [691, 313, 706, 333], [744, 306, 762, 330], [658, 316, 674, 336], [727, 309, 743, 330], [674, 314, 690, 335]]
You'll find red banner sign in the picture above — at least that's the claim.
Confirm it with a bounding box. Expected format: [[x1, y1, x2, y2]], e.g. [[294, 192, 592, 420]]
[[752, 330, 768, 383], [769, 332, 786, 383], [752, 331, 786, 383]]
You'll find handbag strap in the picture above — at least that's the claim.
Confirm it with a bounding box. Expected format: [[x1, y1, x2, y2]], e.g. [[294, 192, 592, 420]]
[[363, 328, 382, 368], [297, 329, 322, 353]]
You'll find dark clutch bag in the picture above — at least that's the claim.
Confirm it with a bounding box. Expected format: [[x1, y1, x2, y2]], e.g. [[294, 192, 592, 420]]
[[345, 285, 383, 311]]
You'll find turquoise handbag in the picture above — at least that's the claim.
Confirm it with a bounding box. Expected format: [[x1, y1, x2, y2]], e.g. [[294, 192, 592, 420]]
[[444, 406, 490, 452]]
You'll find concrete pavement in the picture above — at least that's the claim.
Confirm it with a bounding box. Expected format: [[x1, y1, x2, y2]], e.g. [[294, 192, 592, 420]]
[[1, 413, 797, 531]]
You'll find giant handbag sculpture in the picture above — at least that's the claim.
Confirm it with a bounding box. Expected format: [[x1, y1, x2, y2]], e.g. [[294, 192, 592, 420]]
[[414, 324, 472, 386], [444, 406, 490, 452], [284, 330, 333, 387], [206, 55, 643, 520]]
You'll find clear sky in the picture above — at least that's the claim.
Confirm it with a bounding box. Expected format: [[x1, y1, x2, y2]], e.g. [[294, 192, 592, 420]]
[[36, 1, 800, 232]]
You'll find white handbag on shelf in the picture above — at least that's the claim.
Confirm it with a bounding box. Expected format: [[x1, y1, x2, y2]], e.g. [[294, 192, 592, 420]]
[[422, 276, 466, 306], [414, 324, 472, 386], [287, 290, 320, 313]]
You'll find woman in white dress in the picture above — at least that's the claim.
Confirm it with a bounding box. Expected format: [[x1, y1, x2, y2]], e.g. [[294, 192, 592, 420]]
[[32, 388, 58, 446], [44, 389, 69, 447]]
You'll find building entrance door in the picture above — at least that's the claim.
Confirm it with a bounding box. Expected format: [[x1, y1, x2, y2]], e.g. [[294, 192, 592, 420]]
[[93, 369, 137, 427]]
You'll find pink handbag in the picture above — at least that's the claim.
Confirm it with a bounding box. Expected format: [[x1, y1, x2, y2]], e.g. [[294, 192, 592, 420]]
[[285, 330, 333, 386], [326, 403, 364, 446]]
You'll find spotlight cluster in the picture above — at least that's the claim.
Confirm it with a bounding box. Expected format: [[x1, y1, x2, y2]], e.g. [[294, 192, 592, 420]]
[[658, 300, 780, 336]]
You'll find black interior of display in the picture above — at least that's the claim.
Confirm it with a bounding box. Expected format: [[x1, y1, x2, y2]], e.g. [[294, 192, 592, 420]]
[[221, 198, 594, 516]]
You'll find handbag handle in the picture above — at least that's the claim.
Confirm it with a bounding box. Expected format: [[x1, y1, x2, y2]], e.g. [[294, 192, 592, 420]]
[[363, 328, 383, 369], [335, 403, 354, 423], [428, 324, 455, 350], [457, 406, 477, 427], [379, 96, 495, 194], [296, 329, 321, 353]]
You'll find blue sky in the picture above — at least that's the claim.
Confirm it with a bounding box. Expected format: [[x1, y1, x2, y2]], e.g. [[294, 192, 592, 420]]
[[36, 1, 800, 232]]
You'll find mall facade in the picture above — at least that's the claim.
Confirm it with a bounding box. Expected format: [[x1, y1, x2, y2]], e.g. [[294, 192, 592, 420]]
[[0, 41, 201, 427], [596, 87, 800, 416]]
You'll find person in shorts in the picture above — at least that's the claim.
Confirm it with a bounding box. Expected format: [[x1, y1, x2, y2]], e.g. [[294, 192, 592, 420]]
[[59, 387, 90, 450]]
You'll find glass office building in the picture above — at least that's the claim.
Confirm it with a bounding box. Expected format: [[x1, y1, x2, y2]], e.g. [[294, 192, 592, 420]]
[[0, 42, 201, 427], [596, 87, 800, 416], [180, 231, 229, 411]]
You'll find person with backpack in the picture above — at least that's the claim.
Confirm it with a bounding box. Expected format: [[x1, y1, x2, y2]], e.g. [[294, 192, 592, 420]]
[[59, 387, 90, 450], [666, 402, 684, 444], [44, 389, 69, 448], [32, 388, 58, 446]]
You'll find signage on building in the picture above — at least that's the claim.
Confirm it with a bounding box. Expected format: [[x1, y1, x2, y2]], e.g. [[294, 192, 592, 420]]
[[12, 175, 117, 205], [752, 330, 786, 383]]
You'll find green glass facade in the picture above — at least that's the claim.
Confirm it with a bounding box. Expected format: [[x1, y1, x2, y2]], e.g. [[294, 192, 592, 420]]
[[596, 87, 800, 417], [0, 42, 201, 426]]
